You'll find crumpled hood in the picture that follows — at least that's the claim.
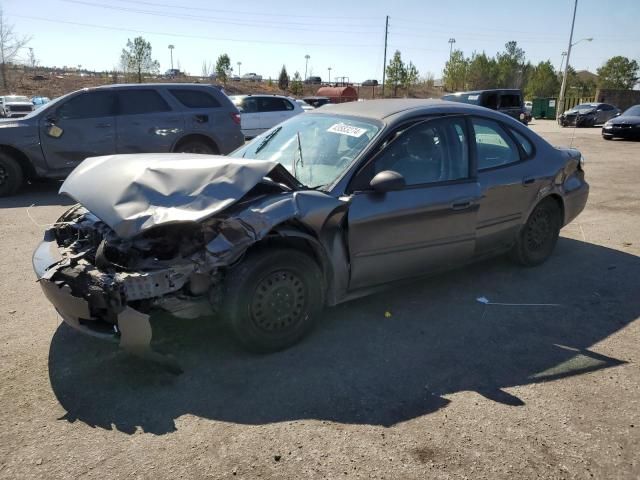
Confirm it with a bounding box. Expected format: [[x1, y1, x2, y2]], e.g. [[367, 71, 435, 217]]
[[60, 153, 290, 239]]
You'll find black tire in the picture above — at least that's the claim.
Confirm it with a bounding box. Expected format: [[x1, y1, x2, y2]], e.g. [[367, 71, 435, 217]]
[[0, 152, 24, 197], [603, 135, 613, 140], [223, 248, 324, 353], [174, 140, 217, 154], [511, 198, 562, 267]]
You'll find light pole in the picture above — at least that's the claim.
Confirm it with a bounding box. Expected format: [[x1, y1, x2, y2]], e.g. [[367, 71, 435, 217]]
[[168, 44, 175, 71], [304, 54, 310, 81], [237, 61, 242, 77], [448, 38, 456, 58], [327, 67, 332, 85], [557, 0, 593, 119]]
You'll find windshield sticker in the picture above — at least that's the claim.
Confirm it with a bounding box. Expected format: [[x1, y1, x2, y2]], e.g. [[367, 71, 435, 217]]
[[467, 94, 480, 101], [327, 123, 367, 137]]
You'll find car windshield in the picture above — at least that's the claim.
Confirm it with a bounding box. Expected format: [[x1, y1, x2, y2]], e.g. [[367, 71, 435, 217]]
[[230, 114, 381, 188], [623, 105, 640, 116], [5, 96, 30, 102]]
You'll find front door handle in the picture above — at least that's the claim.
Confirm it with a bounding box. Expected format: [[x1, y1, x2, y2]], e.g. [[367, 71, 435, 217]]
[[522, 176, 535, 185]]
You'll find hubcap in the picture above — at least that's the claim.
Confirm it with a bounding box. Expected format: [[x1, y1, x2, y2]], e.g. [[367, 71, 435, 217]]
[[526, 208, 552, 251], [250, 271, 306, 332]]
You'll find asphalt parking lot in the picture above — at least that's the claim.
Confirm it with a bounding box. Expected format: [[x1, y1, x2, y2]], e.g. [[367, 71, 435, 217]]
[[0, 120, 638, 479]]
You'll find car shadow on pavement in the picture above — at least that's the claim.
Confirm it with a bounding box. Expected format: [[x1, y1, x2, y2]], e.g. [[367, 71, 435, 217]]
[[0, 181, 72, 208], [48, 238, 640, 435]]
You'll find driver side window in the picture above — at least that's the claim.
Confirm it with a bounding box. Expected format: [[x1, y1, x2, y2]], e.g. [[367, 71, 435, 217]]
[[368, 117, 470, 187], [57, 92, 116, 120]]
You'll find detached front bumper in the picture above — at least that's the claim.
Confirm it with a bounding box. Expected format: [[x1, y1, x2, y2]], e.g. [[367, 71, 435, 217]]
[[33, 231, 154, 355]]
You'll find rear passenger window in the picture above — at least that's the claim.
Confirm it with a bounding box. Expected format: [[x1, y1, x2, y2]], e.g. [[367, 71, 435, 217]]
[[472, 118, 520, 170], [258, 97, 291, 112], [118, 89, 170, 115], [169, 89, 221, 108], [509, 128, 534, 157]]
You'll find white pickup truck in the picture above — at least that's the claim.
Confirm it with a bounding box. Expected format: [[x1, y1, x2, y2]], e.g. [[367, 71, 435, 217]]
[[0, 95, 34, 118]]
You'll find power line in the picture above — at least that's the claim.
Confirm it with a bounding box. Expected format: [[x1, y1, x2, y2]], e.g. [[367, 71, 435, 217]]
[[109, 0, 380, 21], [61, 0, 382, 33], [9, 14, 383, 48]]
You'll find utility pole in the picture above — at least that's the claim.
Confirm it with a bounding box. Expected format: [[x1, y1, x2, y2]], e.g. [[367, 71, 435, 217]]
[[304, 54, 310, 81], [168, 44, 175, 71], [559, 51, 567, 73], [327, 67, 332, 84], [448, 38, 456, 58], [382, 15, 389, 97], [237, 61, 242, 77], [557, 0, 578, 120]]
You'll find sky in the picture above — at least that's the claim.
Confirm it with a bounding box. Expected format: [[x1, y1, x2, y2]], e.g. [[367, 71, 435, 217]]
[[3, 0, 639, 83]]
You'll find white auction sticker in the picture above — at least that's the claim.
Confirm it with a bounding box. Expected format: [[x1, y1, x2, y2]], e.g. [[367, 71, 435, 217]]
[[327, 123, 367, 137]]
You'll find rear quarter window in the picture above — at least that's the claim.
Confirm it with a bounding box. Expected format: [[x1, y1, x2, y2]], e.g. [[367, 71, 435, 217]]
[[509, 128, 534, 157], [169, 89, 221, 109]]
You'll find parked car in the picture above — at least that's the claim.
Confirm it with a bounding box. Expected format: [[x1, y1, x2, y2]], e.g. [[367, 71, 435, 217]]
[[602, 104, 640, 140], [0, 95, 35, 118], [242, 73, 262, 82], [31, 96, 51, 108], [294, 98, 315, 111], [164, 69, 184, 78], [302, 96, 330, 108], [362, 79, 379, 86], [229, 94, 303, 138], [559, 102, 620, 127], [0, 83, 244, 196], [304, 76, 322, 84], [33, 99, 588, 360], [442, 89, 529, 124]]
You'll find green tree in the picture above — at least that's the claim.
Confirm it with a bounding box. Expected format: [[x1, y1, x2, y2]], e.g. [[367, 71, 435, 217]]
[[120, 36, 159, 83], [216, 53, 231, 84], [278, 65, 289, 90], [496, 41, 526, 88], [443, 50, 468, 91], [290, 71, 303, 96], [402, 61, 419, 96], [596, 56, 639, 89], [525, 61, 560, 98], [385, 50, 406, 97], [466, 52, 498, 90]]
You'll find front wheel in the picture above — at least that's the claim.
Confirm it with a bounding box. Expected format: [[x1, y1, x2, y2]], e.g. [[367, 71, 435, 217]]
[[223, 249, 324, 353], [0, 153, 24, 197], [511, 198, 562, 267]]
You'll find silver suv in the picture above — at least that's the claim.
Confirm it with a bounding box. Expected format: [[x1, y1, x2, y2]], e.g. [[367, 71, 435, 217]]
[[0, 84, 244, 196]]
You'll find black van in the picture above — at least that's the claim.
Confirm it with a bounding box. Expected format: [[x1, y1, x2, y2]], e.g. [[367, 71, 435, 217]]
[[442, 89, 528, 124]]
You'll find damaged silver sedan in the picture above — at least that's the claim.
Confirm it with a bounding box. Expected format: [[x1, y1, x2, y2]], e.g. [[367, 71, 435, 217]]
[[33, 99, 589, 358]]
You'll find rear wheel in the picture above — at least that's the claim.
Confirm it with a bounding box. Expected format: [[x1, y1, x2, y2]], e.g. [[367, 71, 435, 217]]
[[223, 249, 324, 353], [511, 198, 562, 267], [174, 140, 217, 154], [0, 152, 24, 197]]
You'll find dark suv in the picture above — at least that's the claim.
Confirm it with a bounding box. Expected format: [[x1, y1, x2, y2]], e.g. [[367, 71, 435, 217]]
[[442, 89, 528, 124], [0, 83, 244, 196]]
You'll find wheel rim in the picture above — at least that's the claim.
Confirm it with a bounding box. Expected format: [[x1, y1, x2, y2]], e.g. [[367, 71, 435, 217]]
[[250, 270, 306, 333], [0, 164, 8, 186], [525, 207, 554, 252]]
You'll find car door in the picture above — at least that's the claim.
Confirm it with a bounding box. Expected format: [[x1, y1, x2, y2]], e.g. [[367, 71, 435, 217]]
[[239, 97, 261, 137], [472, 117, 540, 256], [596, 104, 617, 124], [346, 116, 481, 290], [39, 90, 116, 171], [115, 88, 184, 153]]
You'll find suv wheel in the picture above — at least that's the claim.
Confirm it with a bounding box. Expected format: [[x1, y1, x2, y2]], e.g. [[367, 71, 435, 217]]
[[175, 140, 217, 154], [0, 152, 24, 197], [511, 198, 562, 267], [223, 249, 324, 353]]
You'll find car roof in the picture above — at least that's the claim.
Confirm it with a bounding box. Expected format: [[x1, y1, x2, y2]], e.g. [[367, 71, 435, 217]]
[[444, 89, 522, 95], [88, 83, 221, 91], [229, 94, 291, 99], [310, 98, 493, 120]]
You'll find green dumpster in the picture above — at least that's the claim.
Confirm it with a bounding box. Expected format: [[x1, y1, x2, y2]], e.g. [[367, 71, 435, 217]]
[[532, 97, 557, 119]]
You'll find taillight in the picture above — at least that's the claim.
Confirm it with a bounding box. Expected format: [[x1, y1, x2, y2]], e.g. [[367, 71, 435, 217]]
[[230, 112, 241, 125]]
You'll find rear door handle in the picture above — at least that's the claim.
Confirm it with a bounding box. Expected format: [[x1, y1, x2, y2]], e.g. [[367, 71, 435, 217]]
[[522, 176, 535, 185], [451, 198, 475, 210]]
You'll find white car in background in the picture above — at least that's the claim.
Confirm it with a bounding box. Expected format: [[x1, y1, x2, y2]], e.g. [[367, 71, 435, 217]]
[[295, 98, 315, 112], [230, 94, 304, 138]]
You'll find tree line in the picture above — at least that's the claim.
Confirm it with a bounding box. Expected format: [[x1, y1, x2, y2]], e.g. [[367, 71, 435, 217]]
[[442, 41, 639, 98]]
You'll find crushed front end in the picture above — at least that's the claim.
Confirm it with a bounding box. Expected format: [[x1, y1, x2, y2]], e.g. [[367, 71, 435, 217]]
[[33, 204, 229, 357]]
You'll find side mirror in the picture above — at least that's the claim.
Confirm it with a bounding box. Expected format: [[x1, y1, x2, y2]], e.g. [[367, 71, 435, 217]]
[[369, 170, 405, 193]]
